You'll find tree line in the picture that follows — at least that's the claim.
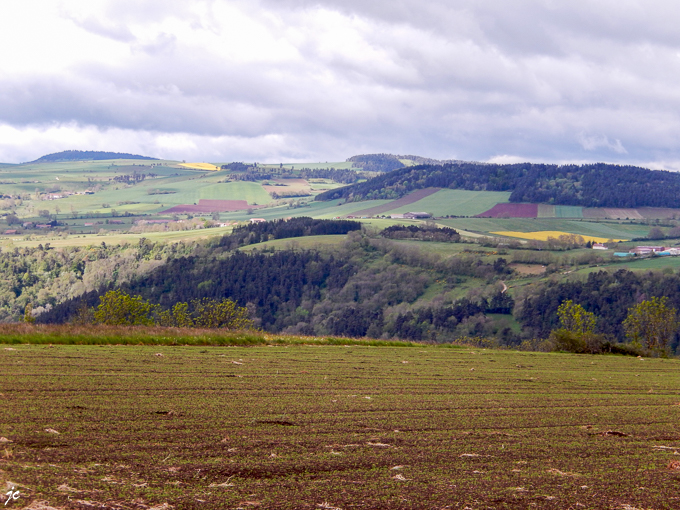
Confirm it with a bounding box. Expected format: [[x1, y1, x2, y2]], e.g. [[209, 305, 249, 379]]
[[380, 224, 461, 242]]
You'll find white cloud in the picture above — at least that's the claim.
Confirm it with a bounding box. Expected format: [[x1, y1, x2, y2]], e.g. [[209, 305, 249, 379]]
[[1, 0, 680, 168], [577, 133, 628, 154]]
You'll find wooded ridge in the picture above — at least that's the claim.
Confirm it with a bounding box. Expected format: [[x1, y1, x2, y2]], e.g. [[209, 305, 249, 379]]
[[316, 161, 680, 208]]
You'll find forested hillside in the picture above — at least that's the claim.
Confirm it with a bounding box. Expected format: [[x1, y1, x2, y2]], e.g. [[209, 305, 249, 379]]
[[4, 215, 677, 353], [0, 240, 192, 322], [39, 232, 513, 341], [317, 162, 680, 208], [29, 150, 158, 163]]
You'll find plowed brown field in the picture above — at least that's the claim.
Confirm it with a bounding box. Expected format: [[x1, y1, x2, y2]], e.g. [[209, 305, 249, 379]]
[[1, 345, 679, 509]]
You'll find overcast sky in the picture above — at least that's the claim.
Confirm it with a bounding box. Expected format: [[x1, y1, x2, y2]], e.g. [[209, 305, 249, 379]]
[[3, 0, 680, 167]]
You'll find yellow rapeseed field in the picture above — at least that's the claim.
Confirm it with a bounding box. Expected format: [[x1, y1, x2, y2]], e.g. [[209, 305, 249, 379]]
[[179, 162, 220, 171], [490, 230, 624, 243]]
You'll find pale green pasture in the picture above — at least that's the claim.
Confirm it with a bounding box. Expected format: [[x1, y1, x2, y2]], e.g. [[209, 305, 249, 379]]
[[1, 226, 234, 249], [386, 239, 495, 258], [555, 205, 584, 218], [264, 161, 355, 170], [31, 180, 274, 216], [238, 234, 347, 252], [162, 180, 272, 206], [607, 255, 680, 271], [387, 189, 511, 216], [355, 218, 426, 230], [215, 199, 395, 222], [308, 181, 344, 191]]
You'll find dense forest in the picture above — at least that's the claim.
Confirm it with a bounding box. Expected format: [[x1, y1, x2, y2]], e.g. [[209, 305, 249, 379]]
[[29, 150, 157, 163], [317, 162, 680, 208]]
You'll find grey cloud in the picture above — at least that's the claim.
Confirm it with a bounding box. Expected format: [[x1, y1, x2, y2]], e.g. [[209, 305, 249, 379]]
[[132, 33, 178, 56]]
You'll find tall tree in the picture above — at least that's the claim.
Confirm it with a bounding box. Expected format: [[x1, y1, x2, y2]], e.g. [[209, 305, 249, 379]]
[[623, 297, 678, 355]]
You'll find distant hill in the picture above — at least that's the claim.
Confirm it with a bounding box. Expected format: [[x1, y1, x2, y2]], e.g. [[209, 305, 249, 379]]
[[28, 150, 158, 163], [347, 153, 470, 173], [317, 161, 680, 209]]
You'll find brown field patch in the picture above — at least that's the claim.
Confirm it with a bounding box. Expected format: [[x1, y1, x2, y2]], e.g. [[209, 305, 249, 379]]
[[582, 207, 609, 219], [509, 263, 546, 275], [262, 179, 311, 195], [476, 203, 538, 218], [603, 208, 644, 220], [636, 207, 680, 219]]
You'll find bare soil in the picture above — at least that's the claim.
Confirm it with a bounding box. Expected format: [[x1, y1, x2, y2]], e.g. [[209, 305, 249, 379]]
[[1, 345, 679, 509]]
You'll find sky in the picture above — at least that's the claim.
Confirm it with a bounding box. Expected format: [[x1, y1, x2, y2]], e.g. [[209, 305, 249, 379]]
[[2, 0, 680, 168]]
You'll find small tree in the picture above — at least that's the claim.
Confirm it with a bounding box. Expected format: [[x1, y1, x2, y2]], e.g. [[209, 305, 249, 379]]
[[93, 290, 158, 326], [623, 297, 678, 355], [23, 303, 36, 324], [192, 298, 254, 329], [557, 300, 596, 336], [550, 300, 600, 353]]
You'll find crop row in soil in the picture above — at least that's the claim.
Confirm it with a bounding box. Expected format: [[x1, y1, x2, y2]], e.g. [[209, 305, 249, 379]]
[[1, 345, 679, 509]]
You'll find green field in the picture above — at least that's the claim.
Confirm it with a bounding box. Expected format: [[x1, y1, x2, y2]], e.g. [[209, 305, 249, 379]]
[[1, 343, 678, 509], [385, 189, 512, 217], [239, 234, 347, 252], [437, 218, 651, 240], [555, 205, 584, 218]]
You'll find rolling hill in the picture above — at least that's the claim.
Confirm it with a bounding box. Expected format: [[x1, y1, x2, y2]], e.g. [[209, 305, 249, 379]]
[[28, 150, 158, 163]]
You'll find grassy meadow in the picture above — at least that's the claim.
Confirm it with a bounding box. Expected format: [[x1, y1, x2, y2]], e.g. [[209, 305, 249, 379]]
[[1, 340, 678, 509]]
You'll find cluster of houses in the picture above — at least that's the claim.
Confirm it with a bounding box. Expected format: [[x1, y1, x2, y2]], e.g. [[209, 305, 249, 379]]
[[390, 212, 432, 219], [613, 245, 680, 257], [345, 212, 433, 220], [43, 190, 95, 200], [4, 223, 52, 234]]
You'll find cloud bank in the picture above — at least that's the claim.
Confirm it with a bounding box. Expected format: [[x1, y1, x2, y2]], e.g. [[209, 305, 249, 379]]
[[2, 0, 680, 167]]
